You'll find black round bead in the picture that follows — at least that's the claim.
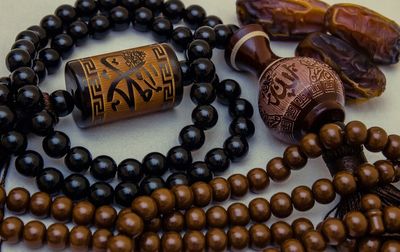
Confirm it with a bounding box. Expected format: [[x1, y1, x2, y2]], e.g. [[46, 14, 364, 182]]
[[50, 90, 74, 117], [142, 152, 167, 176], [223, 135, 249, 162], [68, 20, 89, 46], [190, 58, 215, 83], [65, 146, 92, 173], [98, 0, 119, 12], [214, 24, 233, 49], [30, 110, 54, 136], [0, 77, 11, 87], [166, 172, 189, 188], [117, 159, 143, 183], [194, 26, 216, 48], [15, 30, 40, 50], [171, 26, 193, 52], [11, 67, 38, 91], [15, 150, 44, 177], [166, 146, 192, 171], [140, 176, 166, 195], [63, 174, 90, 201], [89, 15, 111, 40], [89, 182, 114, 207], [43, 131, 71, 159], [0, 84, 10, 105], [204, 148, 230, 173], [110, 6, 131, 31], [191, 104, 218, 130], [115, 182, 140, 207], [133, 7, 154, 32], [202, 15, 222, 28], [187, 161, 213, 183], [51, 34, 75, 59], [75, 0, 98, 20], [16, 85, 42, 110], [27, 26, 48, 49], [216, 79, 241, 105], [1, 131, 27, 154], [32, 60, 47, 83], [228, 24, 239, 33], [184, 5, 206, 30], [179, 60, 193, 86], [55, 4, 78, 25], [229, 98, 254, 118], [144, 0, 164, 15], [90, 155, 117, 181], [186, 39, 212, 61], [38, 48, 61, 75], [40, 15, 63, 37], [229, 117, 255, 138], [190, 83, 216, 105], [179, 125, 205, 151], [121, 0, 142, 12], [6, 49, 32, 72], [151, 17, 173, 43], [163, 0, 185, 24], [36, 167, 64, 195], [0, 106, 15, 132], [12, 40, 36, 59]]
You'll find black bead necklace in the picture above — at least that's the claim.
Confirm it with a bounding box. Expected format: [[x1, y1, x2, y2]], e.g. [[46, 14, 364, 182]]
[[0, 0, 255, 208]]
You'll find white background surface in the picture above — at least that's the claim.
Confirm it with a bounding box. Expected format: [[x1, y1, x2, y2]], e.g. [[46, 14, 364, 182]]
[[0, 0, 399, 251]]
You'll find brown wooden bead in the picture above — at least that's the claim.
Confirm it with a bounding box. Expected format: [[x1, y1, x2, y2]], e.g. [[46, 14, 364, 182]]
[[270, 192, 293, 218], [381, 240, 400, 251], [163, 211, 185, 232], [249, 224, 271, 250], [47, 223, 69, 250], [107, 235, 133, 252], [266, 157, 291, 182], [248, 198, 271, 223], [343, 211, 368, 238], [51, 196, 73, 222], [281, 239, 305, 252], [319, 123, 343, 149], [357, 163, 379, 188], [206, 228, 228, 252], [291, 218, 314, 239], [374, 160, 395, 184], [93, 229, 112, 252], [333, 171, 357, 196], [0, 216, 23, 244], [358, 237, 381, 252], [0, 186, 6, 207], [283, 145, 308, 170], [73, 201, 95, 226], [383, 206, 400, 233], [151, 188, 176, 215], [6, 187, 30, 214], [209, 177, 230, 202], [171, 185, 194, 210], [116, 212, 144, 238], [228, 202, 250, 226], [23, 220, 46, 249], [383, 134, 400, 160], [299, 133, 322, 158], [191, 181, 212, 207], [247, 168, 270, 193], [228, 226, 249, 250], [337, 239, 357, 252], [312, 179, 336, 204], [161, 232, 183, 252], [394, 163, 400, 183], [291, 186, 314, 212], [228, 174, 249, 198], [263, 248, 280, 252], [139, 232, 160, 252], [131, 196, 158, 221], [365, 126, 388, 152], [271, 221, 293, 245], [183, 230, 205, 252], [185, 207, 206, 230], [118, 208, 132, 218], [321, 218, 346, 245], [29, 192, 51, 218], [70, 226, 92, 252], [144, 217, 162, 233], [301, 230, 326, 252], [361, 194, 382, 211], [94, 205, 117, 229], [206, 206, 228, 228], [345, 121, 368, 146]]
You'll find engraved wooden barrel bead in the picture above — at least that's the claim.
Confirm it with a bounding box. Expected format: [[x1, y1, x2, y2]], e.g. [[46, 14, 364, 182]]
[[65, 43, 183, 128]]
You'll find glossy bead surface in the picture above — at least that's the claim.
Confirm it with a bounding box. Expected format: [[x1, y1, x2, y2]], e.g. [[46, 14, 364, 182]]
[[384, 134, 400, 160], [69, 226, 92, 251], [29, 192, 51, 218], [319, 123, 343, 149], [228, 174, 248, 198], [270, 221, 293, 245], [38, 48, 61, 74], [50, 90, 74, 117], [192, 104, 218, 130], [183, 230, 205, 252], [133, 7, 154, 32], [206, 228, 228, 252], [179, 125, 205, 151], [248, 224, 271, 250], [22, 221, 46, 249], [75, 0, 98, 19], [186, 207, 206, 230], [27, 26, 48, 49], [383, 206, 400, 233], [110, 6, 130, 31], [163, 211, 185, 232], [62, 174, 90, 201], [131, 196, 158, 221], [216, 79, 241, 105], [312, 179, 336, 204], [187, 161, 213, 183], [291, 218, 313, 239], [0, 84, 10, 105], [36, 168, 64, 195], [209, 177, 230, 202], [299, 133, 322, 158], [344, 211, 368, 238], [46, 223, 69, 250], [55, 4, 77, 25], [12, 40, 36, 59], [229, 117, 255, 138], [51, 196, 73, 221], [163, 0, 185, 23], [281, 239, 305, 252], [229, 98, 253, 119], [6, 49, 31, 72], [51, 34, 74, 59], [6, 188, 30, 214], [107, 235, 134, 252], [16, 85, 42, 110], [184, 5, 206, 29], [172, 185, 193, 210], [0, 217, 23, 244], [32, 60, 47, 83], [375, 160, 396, 184], [140, 176, 165, 195], [248, 198, 271, 223], [270, 192, 293, 218], [321, 218, 347, 245], [180, 60, 193, 86], [117, 159, 143, 183], [228, 203, 250, 226], [43, 131, 70, 159], [206, 206, 228, 228], [167, 146, 192, 171], [333, 171, 357, 196], [152, 17, 173, 42], [214, 24, 233, 49], [15, 30, 40, 49], [381, 241, 400, 252], [203, 15, 222, 27], [291, 186, 314, 212], [116, 212, 144, 238], [190, 82, 215, 105], [194, 26, 216, 47], [72, 201, 95, 226], [192, 58, 215, 84], [205, 148, 230, 173], [161, 231, 183, 252], [31, 110, 54, 136], [142, 152, 167, 176], [68, 20, 89, 46], [89, 182, 114, 207], [1, 130, 27, 154], [247, 168, 269, 193], [171, 26, 193, 52], [228, 226, 249, 250], [283, 145, 307, 170], [166, 172, 189, 188], [151, 188, 176, 214], [15, 150, 44, 177], [187, 40, 212, 61], [224, 135, 249, 162], [0, 105, 15, 132], [266, 157, 291, 182], [357, 163, 379, 188], [64, 146, 92, 173], [94, 206, 117, 229], [40, 15, 63, 37], [365, 126, 388, 152], [302, 230, 326, 252], [11, 67, 39, 91], [114, 182, 139, 207], [89, 15, 111, 40], [191, 181, 212, 207], [90, 155, 117, 181], [345, 121, 368, 145]]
